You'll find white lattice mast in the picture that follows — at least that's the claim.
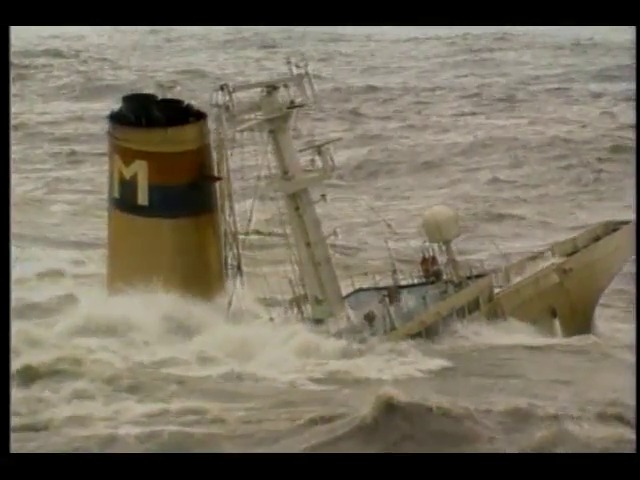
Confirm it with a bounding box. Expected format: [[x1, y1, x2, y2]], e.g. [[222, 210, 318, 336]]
[[213, 106, 243, 281], [215, 60, 346, 324]]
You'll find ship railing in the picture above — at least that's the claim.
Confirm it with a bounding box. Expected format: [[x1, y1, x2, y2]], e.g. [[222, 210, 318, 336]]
[[343, 269, 428, 293], [343, 258, 496, 293]]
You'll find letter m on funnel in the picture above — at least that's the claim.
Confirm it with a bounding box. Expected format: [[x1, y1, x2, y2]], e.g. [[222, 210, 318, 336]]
[[112, 154, 150, 206]]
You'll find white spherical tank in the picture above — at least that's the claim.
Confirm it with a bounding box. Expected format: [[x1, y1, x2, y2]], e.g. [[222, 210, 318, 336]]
[[421, 205, 461, 244]]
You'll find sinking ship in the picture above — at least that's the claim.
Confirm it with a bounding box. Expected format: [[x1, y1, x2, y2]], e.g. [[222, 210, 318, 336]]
[[105, 59, 635, 342]]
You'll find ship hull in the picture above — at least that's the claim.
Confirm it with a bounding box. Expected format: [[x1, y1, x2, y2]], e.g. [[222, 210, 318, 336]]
[[484, 219, 635, 337], [361, 219, 636, 342]]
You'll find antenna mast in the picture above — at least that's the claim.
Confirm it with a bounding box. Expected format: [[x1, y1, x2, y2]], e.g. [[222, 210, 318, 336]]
[[214, 60, 346, 325]]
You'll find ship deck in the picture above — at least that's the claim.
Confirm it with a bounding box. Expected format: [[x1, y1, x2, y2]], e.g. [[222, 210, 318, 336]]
[[342, 273, 488, 338]]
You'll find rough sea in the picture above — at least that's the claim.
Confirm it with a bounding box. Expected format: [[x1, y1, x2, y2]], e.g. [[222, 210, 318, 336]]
[[10, 26, 636, 452]]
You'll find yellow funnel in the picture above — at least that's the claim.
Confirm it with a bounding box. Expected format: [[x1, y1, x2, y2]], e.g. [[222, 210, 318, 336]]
[[106, 93, 225, 300]]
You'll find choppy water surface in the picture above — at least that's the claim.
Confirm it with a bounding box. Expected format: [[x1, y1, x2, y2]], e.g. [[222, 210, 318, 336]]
[[10, 26, 636, 452]]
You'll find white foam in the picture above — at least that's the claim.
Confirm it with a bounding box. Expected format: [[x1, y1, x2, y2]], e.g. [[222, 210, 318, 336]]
[[434, 316, 599, 349], [12, 286, 452, 391]]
